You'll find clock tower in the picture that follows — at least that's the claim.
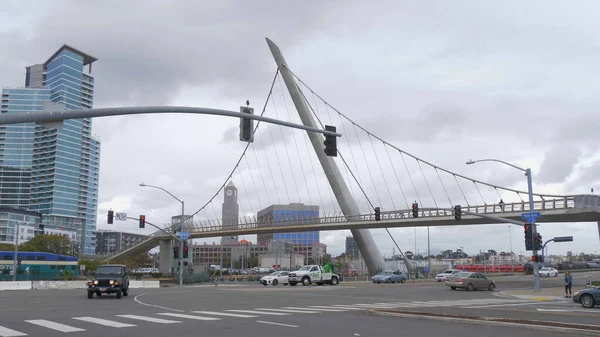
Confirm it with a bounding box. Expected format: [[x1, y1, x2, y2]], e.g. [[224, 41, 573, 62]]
[[221, 181, 239, 245]]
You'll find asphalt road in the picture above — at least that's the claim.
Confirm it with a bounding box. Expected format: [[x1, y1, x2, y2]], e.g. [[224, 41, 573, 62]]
[[0, 273, 598, 337]]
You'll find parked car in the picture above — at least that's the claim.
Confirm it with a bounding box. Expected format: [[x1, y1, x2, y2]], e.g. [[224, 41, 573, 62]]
[[260, 271, 289, 286], [372, 270, 407, 284], [573, 287, 600, 308], [539, 267, 559, 277], [445, 272, 496, 291], [435, 269, 462, 282]]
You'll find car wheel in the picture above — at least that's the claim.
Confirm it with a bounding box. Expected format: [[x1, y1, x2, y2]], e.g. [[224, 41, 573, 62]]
[[554, 273, 558, 277], [272, 279, 278, 286], [302, 277, 311, 286], [123, 288, 128, 297], [116, 290, 122, 299], [386, 278, 392, 284], [450, 287, 457, 290], [581, 294, 596, 308], [87, 290, 93, 299], [330, 277, 338, 285], [400, 278, 406, 283], [488, 283, 495, 291], [466, 283, 474, 291]]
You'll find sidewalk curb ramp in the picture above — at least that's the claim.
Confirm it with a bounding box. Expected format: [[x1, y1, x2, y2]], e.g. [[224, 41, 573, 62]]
[[368, 309, 600, 336]]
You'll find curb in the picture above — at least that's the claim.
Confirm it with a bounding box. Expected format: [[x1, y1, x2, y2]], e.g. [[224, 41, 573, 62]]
[[368, 310, 600, 336]]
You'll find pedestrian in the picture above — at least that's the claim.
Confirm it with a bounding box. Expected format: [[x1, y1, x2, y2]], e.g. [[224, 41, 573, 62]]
[[498, 199, 505, 211], [564, 271, 573, 298]]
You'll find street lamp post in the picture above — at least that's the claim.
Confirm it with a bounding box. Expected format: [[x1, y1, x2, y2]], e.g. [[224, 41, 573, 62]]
[[12, 222, 21, 282], [466, 158, 541, 292], [139, 183, 185, 288]]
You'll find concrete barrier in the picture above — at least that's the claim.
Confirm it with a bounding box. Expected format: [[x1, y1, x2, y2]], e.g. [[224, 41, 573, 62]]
[[129, 280, 159, 288], [0, 281, 32, 291], [32, 280, 87, 290]]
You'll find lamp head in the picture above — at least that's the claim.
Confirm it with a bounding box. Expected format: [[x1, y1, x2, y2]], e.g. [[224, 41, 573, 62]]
[[139, 183, 146, 187], [466, 160, 475, 165]]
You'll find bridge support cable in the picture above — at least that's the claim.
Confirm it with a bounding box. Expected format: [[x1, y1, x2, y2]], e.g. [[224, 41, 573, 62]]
[[454, 175, 470, 206], [473, 180, 487, 205], [285, 66, 571, 203], [277, 75, 315, 206], [435, 167, 454, 207], [244, 155, 263, 211]]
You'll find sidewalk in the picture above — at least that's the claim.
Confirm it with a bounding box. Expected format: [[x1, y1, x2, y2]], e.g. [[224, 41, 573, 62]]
[[500, 286, 582, 300]]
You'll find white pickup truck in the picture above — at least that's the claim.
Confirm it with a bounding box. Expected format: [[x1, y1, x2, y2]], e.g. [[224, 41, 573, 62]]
[[288, 265, 339, 286]]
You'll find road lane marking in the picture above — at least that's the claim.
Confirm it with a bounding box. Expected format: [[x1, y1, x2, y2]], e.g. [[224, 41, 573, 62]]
[[133, 293, 185, 312], [191, 311, 258, 318], [255, 308, 319, 314], [157, 313, 221, 321], [25, 320, 85, 332], [256, 321, 298, 328], [283, 306, 347, 312], [309, 305, 365, 310], [0, 326, 27, 337], [72, 317, 136, 328], [116, 315, 181, 324], [467, 302, 555, 309], [226, 310, 290, 316]]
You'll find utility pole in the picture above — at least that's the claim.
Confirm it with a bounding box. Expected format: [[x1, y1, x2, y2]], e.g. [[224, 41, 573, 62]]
[[12, 222, 20, 282]]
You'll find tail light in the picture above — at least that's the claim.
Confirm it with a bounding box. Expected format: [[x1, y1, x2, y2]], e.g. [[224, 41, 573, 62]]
[[458, 278, 463, 282]]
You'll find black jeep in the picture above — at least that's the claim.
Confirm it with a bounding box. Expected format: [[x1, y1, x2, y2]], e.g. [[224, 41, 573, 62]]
[[87, 264, 130, 299]]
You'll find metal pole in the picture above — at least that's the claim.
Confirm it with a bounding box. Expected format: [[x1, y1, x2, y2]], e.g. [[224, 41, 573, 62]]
[[179, 201, 185, 287], [266, 38, 388, 275], [219, 242, 223, 281], [427, 226, 431, 278], [527, 168, 541, 292], [12, 222, 20, 282], [509, 225, 514, 273]]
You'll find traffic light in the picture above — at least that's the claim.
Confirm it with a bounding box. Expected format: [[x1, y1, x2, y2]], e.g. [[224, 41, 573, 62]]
[[139, 215, 146, 228], [412, 203, 419, 218], [107, 210, 114, 224], [524, 223, 533, 251], [183, 244, 189, 258], [239, 106, 254, 142], [374, 207, 381, 221], [454, 205, 461, 221], [173, 246, 179, 259], [531, 255, 538, 262], [324, 125, 337, 157], [534, 233, 543, 251]]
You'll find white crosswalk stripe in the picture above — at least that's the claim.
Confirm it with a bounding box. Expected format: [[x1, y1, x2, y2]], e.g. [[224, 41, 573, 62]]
[[282, 306, 348, 312], [157, 313, 221, 321], [225, 310, 290, 316], [0, 325, 27, 337], [308, 305, 365, 311], [116, 315, 181, 324], [72, 317, 136, 328], [25, 320, 85, 332], [191, 311, 258, 318]]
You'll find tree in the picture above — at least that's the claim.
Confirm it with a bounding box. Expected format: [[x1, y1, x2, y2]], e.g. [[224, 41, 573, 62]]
[[322, 254, 332, 265], [113, 252, 153, 269], [488, 249, 497, 256], [19, 234, 75, 255]]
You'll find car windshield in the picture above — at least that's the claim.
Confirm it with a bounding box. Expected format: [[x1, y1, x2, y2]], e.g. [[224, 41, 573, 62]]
[[298, 266, 311, 271], [268, 271, 280, 276], [540, 268, 550, 271], [455, 272, 470, 277], [96, 266, 123, 276]]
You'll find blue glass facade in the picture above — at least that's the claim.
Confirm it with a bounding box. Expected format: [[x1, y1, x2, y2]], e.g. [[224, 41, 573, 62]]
[[0, 88, 51, 209], [0, 45, 100, 255], [257, 204, 320, 245]]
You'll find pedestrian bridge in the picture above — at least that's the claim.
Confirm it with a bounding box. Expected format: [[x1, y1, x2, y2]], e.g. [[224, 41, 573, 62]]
[[108, 195, 600, 260]]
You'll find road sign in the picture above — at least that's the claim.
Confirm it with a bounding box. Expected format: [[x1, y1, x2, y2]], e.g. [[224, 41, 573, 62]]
[[177, 231, 190, 240], [521, 212, 541, 222], [115, 212, 127, 221]]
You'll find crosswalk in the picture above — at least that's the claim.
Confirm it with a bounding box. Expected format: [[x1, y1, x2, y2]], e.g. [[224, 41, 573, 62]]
[[0, 298, 545, 336]]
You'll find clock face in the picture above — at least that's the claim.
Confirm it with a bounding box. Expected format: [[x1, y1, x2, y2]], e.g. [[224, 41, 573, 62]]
[[226, 189, 233, 196]]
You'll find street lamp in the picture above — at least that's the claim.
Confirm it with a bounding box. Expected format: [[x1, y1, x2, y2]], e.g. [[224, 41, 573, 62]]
[[466, 158, 541, 292], [12, 222, 22, 282], [139, 183, 186, 288]]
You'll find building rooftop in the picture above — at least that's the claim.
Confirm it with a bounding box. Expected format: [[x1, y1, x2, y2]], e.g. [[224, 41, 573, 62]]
[[44, 44, 98, 67]]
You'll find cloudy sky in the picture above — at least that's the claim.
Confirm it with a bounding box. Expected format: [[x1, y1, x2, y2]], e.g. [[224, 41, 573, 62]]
[[1, 0, 599, 258]]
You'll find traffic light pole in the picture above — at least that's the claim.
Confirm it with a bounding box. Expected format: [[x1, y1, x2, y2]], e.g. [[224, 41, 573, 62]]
[[179, 201, 185, 288], [527, 168, 541, 292], [12, 222, 20, 282]]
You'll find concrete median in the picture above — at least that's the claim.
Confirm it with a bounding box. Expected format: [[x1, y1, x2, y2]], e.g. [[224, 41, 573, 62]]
[[0, 280, 161, 290], [0, 281, 32, 291]]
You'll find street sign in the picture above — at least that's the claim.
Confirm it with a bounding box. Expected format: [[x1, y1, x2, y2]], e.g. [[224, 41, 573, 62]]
[[177, 231, 190, 240], [554, 236, 574, 242], [521, 212, 541, 219], [115, 212, 127, 221]]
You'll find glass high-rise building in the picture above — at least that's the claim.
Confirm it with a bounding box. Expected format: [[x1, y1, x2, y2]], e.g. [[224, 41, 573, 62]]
[[256, 203, 320, 245], [0, 44, 101, 255]]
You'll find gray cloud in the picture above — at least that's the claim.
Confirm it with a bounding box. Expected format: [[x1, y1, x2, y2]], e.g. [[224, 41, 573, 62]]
[[1, 1, 599, 256]]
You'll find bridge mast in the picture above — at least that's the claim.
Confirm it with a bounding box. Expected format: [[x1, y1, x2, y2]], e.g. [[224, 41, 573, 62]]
[[266, 38, 390, 275]]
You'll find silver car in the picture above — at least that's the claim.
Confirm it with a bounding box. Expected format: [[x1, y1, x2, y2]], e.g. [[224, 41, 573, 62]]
[[372, 270, 407, 284]]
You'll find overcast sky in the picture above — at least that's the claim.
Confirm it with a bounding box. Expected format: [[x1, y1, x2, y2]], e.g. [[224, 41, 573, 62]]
[[1, 0, 599, 258]]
